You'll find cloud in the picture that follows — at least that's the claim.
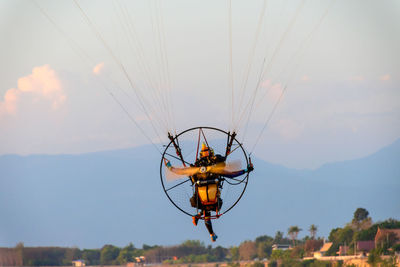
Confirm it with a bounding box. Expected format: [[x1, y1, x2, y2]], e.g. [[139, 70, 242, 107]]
[[268, 82, 284, 101], [261, 79, 271, 88], [301, 75, 310, 81], [260, 80, 284, 100], [93, 62, 105, 75], [255, 81, 284, 109], [0, 65, 65, 116], [380, 74, 391, 81], [349, 75, 365, 82], [271, 119, 303, 140], [1, 88, 19, 114]]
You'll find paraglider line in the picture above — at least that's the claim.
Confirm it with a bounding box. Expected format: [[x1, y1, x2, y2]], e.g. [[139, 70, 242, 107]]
[[200, 128, 210, 148], [250, 85, 287, 154], [195, 128, 201, 161], [227, 144, 241, 156]]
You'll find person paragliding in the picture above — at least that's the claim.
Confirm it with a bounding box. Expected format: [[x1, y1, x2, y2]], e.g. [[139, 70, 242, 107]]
[[164, 142, 253, 242]]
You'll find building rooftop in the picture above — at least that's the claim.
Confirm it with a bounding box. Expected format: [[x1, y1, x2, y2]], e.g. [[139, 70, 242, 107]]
[[357, 240, 375, 252], [319, 242, 332, 252]]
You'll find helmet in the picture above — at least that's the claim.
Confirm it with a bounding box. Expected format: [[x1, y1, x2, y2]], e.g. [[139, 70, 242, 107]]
[[200, 143, 213, 158]]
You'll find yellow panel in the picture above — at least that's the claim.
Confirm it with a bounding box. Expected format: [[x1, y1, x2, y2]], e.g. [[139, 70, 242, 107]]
[[198, 184, 218, 204]]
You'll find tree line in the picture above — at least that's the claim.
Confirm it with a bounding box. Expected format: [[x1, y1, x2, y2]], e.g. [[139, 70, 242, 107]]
[[1, 208, 399, 266]]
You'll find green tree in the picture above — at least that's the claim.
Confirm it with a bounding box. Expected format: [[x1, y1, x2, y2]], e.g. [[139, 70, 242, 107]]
[[353, 208, 369, 223], [309, 224, 318, 239], [256, 242, 272, 259], [255, 235, 273, 243], [367, 249, 381, 266], [274, 231, 284, 243], [81, 249, 100, 265], [117, 243, 135, 264], [351, 208, 372, 231], [230, 246, 239, 261], [327, 227, 354, 256], [288, 226, 302, 246], [212, 246, 228, 261], [23, 247, 69, 266], [254, 235, 273, 259], [142, 244, 158, 250], [269, 249, 291, 261], [62, 247, 81, 265], [100, 245, 120, 265]]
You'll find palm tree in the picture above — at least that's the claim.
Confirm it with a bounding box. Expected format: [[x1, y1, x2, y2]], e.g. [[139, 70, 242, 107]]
[[288, 225, 302, 246], [309, 224, 318, 239]]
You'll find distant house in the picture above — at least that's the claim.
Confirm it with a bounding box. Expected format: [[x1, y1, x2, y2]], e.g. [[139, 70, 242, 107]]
[[313, 242, 332, 258], [272, 244, 291, 250], [72, 260, 85, 267], [356, 241, 375, 255], [375, 228, 400, 247], [135, 256, 146, 265]]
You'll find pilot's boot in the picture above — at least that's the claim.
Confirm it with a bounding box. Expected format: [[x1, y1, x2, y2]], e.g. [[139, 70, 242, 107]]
[[192, 213, 201, 226], [210, 233, 218, 242]]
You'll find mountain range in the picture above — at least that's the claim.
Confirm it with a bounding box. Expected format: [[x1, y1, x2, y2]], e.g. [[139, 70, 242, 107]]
[[0, 139, 399, 248]]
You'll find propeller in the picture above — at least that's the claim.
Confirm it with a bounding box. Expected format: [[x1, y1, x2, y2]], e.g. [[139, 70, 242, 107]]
[[164, 159, 242, 181]]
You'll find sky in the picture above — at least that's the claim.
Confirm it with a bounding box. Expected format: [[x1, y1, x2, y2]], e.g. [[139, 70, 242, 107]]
[[1, 0, 400, 169]]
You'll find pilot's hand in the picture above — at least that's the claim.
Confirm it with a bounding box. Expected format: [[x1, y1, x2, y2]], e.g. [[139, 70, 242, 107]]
[[164, 159, 172, 168], [247, 163, 254, 172]]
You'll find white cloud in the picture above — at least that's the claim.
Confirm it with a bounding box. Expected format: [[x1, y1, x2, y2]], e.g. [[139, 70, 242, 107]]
[[268, 82, 284, 102], [349, 75, 365, 82], [380, 74, 391, 81], [271, 118, 303, 141], [301, 75, 310, 81], [93, 62, 105, 75], [1, 88, 19, 114], [261, 79, 271, 88], [0, 65, 66, 116]]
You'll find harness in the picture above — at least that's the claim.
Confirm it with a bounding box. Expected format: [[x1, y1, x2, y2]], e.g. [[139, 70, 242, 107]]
[[197, 180, 219, 205]]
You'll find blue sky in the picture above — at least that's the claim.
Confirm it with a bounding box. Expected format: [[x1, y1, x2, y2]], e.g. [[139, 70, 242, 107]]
[[0, 0, 399, 169]]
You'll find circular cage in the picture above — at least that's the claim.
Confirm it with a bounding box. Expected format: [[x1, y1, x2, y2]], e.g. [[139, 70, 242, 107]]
[[160, 127, 250, 218]]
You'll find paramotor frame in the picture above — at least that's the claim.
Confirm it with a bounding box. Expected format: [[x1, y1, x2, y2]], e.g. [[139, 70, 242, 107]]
[[160, 126, 249, 218]]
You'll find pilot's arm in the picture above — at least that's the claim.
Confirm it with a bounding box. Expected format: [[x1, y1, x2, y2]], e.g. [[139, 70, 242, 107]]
[[220, 162, 254, 178]]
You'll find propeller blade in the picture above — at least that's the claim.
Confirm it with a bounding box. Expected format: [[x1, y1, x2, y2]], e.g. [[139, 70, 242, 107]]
[[165, 165, 200, 181], [208, 160, 242, 175], [164, 160, 242, 181]]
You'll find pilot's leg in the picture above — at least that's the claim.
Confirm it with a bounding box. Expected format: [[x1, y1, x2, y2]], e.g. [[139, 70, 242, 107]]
[[192, 211, 201, 226], [191, 192, 202, 226], [204, 211, 217, 242]]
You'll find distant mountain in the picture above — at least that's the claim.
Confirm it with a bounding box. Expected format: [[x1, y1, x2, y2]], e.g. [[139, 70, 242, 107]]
[[0, 140, 399, 248]]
